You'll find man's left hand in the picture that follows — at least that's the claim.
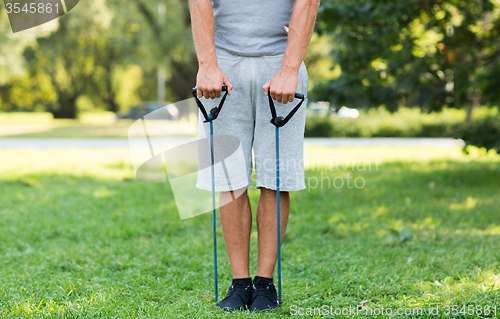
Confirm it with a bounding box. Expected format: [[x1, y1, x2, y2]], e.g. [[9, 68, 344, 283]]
[[263, 67, 298, 104]]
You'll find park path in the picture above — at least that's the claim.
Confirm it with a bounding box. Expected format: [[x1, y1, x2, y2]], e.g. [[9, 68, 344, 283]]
[[0, 137, 465, 149]]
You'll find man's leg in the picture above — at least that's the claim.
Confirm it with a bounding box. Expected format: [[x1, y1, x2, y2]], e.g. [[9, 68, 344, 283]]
[[219, 187, 252, 279], [256, 187, 290, 278]]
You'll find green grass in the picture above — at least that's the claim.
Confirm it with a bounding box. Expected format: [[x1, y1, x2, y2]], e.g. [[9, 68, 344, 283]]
[[0, 147, 499, 318], [0, 113, 197, 138], [0, 112, 54, 124], [1, 107, 498, 139]]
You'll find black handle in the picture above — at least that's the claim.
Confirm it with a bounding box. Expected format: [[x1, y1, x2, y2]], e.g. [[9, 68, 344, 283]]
[[192, 85, 228, 95], [268, 88, 306, 127], [192, 85, 228, 123]]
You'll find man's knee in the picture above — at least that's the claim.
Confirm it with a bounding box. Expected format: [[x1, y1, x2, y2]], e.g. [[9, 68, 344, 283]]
[[220, 186, 248, 206], [260, 187, 289, 196]]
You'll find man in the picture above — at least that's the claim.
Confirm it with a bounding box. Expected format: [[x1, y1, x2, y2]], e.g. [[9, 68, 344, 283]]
[[189, 0, 320, 312]]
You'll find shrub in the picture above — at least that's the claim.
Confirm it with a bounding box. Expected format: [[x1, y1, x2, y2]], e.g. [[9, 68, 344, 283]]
[[305, 115, 334, 137], [304, 106, 496, 139], [457, 116, 500, 152]]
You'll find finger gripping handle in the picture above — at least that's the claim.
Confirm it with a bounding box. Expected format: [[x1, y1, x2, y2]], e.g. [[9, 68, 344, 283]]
[[192, 85, 228, 95], [268, 91, 306, 127], [192, 85, 229, 122]]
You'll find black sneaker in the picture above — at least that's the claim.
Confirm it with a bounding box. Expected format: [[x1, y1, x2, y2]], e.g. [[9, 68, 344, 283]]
[[249, 276, 279, 312], [216, 278, 252, 312]]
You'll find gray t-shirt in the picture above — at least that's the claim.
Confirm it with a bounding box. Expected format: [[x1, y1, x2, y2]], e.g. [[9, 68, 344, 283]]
[[212, 0, 295, 57]]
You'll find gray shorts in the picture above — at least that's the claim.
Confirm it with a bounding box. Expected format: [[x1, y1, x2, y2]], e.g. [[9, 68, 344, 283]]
[[196, 48, 308, 192]]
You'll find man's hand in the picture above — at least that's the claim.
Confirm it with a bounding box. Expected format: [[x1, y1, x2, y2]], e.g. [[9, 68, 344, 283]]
[[262, 67, 298, 104], [262, 0, 319, 104], [196, 62, 233, 99], [189, 0, 233, 99]]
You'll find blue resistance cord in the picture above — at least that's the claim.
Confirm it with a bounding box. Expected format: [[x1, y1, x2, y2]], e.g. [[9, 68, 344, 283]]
[[267, 89, 304, 307], [192, 86, 228, 304], [276, 125, 282, 305], [210, 120, 218, 303]]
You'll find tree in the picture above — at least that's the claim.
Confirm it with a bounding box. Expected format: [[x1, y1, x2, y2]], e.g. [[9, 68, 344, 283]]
[[132, 0, 198, 111], [0, 5, 40, 87], [84, 0, 146, 113], [0, 4, 58, 111], [314, 0, 500, 123], [23, 16, 97, 118], [18, 0, 196, 118]]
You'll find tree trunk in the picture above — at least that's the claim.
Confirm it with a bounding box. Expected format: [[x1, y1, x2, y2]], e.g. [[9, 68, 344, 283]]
[[50, 95, 78, 119], [465, 104, 474, 125], [465, 88, 481, 125], [104, 72, 119, 113], [167, 56, 198, 118], [107, 98, 119, 113], [103, 48, 119, 113]]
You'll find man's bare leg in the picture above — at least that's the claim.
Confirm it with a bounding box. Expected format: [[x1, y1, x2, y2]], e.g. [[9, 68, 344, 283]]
[[255, 187, 290, 278], [219, 187, 252, 279]]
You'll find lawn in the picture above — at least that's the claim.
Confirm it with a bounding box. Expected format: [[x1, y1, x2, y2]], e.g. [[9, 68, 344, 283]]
[[0, 112, 197, 138], [0, 146, 499, 318], [305, 106, 499, 138], [1, 106, 497, 139]]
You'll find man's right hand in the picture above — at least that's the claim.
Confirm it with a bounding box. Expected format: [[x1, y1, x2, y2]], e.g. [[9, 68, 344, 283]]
[[196, 62, 233, 99]]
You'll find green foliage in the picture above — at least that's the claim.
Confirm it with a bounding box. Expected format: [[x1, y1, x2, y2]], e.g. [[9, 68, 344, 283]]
[[314, 0, 500, 115], [0, 0, 196, 117], [458, 115, 500, 152], [305, 115, 361, 137], [23, 18, 96, 118], [303, 33, 339, 92], [0, 5, 47, 86], [305, 106, 493, 138], [0, 75, 55, 112], [304, 115, 335, 137]]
